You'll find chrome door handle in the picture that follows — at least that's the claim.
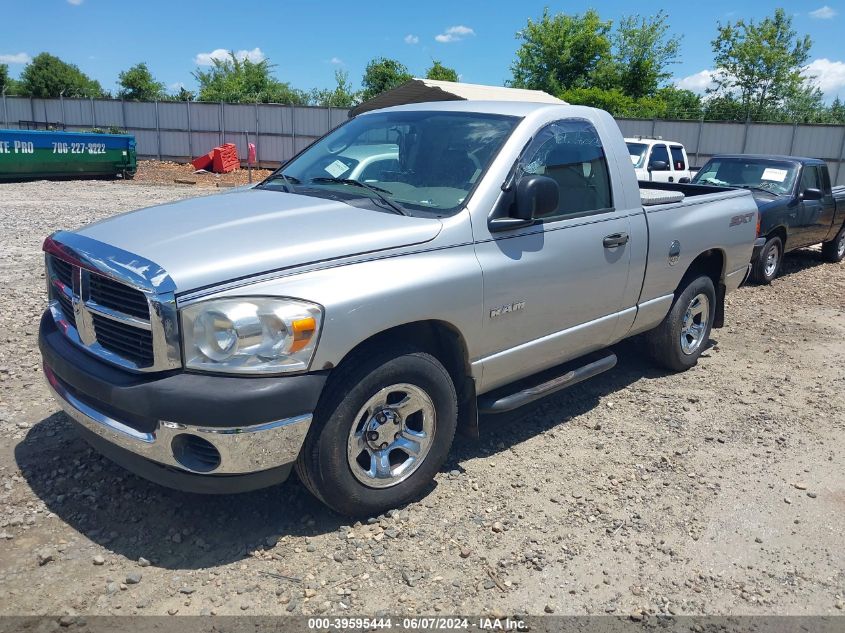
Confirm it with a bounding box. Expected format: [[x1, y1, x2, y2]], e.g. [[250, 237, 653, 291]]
[[603, 232, 629, 248]]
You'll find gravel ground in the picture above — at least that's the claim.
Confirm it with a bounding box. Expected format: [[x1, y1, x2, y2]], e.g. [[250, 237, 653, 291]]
[[0, 179, 843, 619], [130, 160, 272, 187]]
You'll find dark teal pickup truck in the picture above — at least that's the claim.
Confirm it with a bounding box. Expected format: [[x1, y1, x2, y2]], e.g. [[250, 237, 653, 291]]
[[692, 155, 845, 283]]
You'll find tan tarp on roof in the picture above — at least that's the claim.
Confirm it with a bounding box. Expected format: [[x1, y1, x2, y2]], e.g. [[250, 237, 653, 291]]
[[349, 79, 566, 116]]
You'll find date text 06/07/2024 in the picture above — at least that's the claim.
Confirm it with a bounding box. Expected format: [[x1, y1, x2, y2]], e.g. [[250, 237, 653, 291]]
[[305, 616, 528, 630]]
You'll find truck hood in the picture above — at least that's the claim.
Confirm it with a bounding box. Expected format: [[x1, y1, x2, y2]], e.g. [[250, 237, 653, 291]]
[[77, 189, 443, 292], [751, 192, 790, 210]]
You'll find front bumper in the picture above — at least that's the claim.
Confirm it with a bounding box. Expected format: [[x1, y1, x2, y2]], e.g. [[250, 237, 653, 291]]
[[39, 312, 327, 493]]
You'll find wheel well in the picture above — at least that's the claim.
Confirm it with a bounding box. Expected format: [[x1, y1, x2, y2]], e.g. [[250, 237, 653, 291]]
[[768, 226, 787, 250], [336, 320, 470, 380], [679, 249, 726, 328], [333, 320, 478, 437]]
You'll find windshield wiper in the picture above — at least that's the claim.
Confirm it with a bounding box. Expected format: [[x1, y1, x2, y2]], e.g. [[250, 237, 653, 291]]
[[310, 177, 406, 215], [262, 173, 301, 192], [739, 185, 775, 195]]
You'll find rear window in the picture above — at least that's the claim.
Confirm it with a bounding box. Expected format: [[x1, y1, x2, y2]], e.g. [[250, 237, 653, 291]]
[[670, 145, 686, 170]]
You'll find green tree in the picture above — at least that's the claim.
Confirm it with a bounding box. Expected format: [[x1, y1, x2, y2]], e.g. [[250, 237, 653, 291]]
[[311, 69, 359, 107], [782, 84, 826, 123], [171, 86, 196, 101], [710, 8, 812, 120], [828, 97, 845, 124], [509, 9, 612, 94], [703, 95, 747, 121], [612, 11, 681, 98], [19, 52, 104, 98], [657, 86, 703, 119], [425, 60, 458, 82], [193, 52, 307, 104], [117, 63, 166, 101], [360, 57, 413, 101], [0, 64, 14, 95]]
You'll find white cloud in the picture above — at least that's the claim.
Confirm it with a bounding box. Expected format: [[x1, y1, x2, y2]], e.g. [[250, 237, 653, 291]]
[[404, 34, 419, 45], [809, 5, 837, 19], [67, 0, 83, 5], [802, 58, 845, 96], [675, 69, 718, 93], [435, 25, 475, 43], [0, 52, 31, 64], [194, 47, 265, 66], [329, 57, 344, 65]]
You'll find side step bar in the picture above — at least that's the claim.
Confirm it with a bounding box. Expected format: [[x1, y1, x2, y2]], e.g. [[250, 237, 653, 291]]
[[477, 352, 617, 414]]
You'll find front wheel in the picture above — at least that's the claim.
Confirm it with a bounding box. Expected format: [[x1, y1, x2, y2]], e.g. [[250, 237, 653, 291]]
[[821, 224, 845, 263], [645, 275, 716, 372], [295, 349, 457, 517], [750, 236, 782, 284]]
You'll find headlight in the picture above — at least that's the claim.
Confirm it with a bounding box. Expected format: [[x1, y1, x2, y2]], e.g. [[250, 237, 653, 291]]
[[181, 298, 323, 374]]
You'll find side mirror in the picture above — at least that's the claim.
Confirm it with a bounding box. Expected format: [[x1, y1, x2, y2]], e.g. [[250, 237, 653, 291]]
[[648, 160, 668, 171], [678, 177, 691, 184], [801, 187, 823, 201], [489, 175, 559, 232], [515, 175, 559, 220]]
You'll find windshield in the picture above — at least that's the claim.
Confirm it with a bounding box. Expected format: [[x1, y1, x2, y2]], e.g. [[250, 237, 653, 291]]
[[260, 110, 519, 215], [692, 158, 798, 195], [626, 142, 648, 168]]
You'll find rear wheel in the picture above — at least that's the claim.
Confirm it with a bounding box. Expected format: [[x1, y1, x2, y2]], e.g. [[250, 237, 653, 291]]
[[821, 224, 845, 263], [296, 348, 457, 517], [645, 275, 716, 372], [750, 236, 782, 284]]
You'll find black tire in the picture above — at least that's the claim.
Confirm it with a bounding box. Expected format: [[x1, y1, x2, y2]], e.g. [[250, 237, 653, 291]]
[[295, 347, 457, 517], [645, 275, 716, 372], [821, 224, 845, 263], [749, 236, 783, 284]]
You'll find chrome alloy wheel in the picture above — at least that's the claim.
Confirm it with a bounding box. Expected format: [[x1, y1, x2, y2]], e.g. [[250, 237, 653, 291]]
[[346, 383, 436, 489], [680, 293, 710, 355], [837, 231, 845, 258], [764, 243, 780, 278]]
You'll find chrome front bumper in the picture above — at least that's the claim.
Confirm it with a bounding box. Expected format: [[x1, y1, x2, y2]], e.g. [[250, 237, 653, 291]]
[[45, 365, 312, 476]]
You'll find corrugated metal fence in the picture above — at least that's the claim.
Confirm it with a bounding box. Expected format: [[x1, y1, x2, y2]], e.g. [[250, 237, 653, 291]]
[[0, 95, 348, 169], [3, 95, 845, 185]]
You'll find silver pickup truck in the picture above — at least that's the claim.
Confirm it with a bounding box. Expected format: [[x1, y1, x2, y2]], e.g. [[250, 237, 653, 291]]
[[39, 102, 758, 516]]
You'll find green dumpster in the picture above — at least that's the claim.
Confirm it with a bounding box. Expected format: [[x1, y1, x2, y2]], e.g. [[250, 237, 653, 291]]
[[0, 129, 137, 180]]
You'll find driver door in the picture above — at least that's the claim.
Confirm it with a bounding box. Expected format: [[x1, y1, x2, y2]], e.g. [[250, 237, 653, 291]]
[[647, 144, 673, 182], [473, 118, 637, 392], [796, 165, 836, 246]]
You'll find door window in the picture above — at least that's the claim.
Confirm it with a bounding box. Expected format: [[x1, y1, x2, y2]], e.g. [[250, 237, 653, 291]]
[[800, 165, 821, 192], [649, 145, 671, 170], [517, 119, 613, 219], [670, 145, 686, 170]]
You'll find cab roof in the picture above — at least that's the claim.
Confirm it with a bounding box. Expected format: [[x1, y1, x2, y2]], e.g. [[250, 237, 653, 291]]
[[358, 99, 582, 118]]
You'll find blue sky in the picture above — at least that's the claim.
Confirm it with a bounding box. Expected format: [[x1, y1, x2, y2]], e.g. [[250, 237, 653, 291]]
[[1, 0, 844, 101]]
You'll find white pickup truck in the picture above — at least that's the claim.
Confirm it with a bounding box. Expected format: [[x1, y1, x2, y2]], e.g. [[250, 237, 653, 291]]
[[40, 102, 758, 516], [626, 137, 692, 183]]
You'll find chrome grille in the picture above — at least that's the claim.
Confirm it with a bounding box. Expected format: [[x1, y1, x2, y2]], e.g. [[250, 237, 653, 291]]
[[91, 313, 154, 365], [55, 291, 76, 328], [89, 273, 150, 320], [44, 232, 181, 374], [52, 257, 74, 289]]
